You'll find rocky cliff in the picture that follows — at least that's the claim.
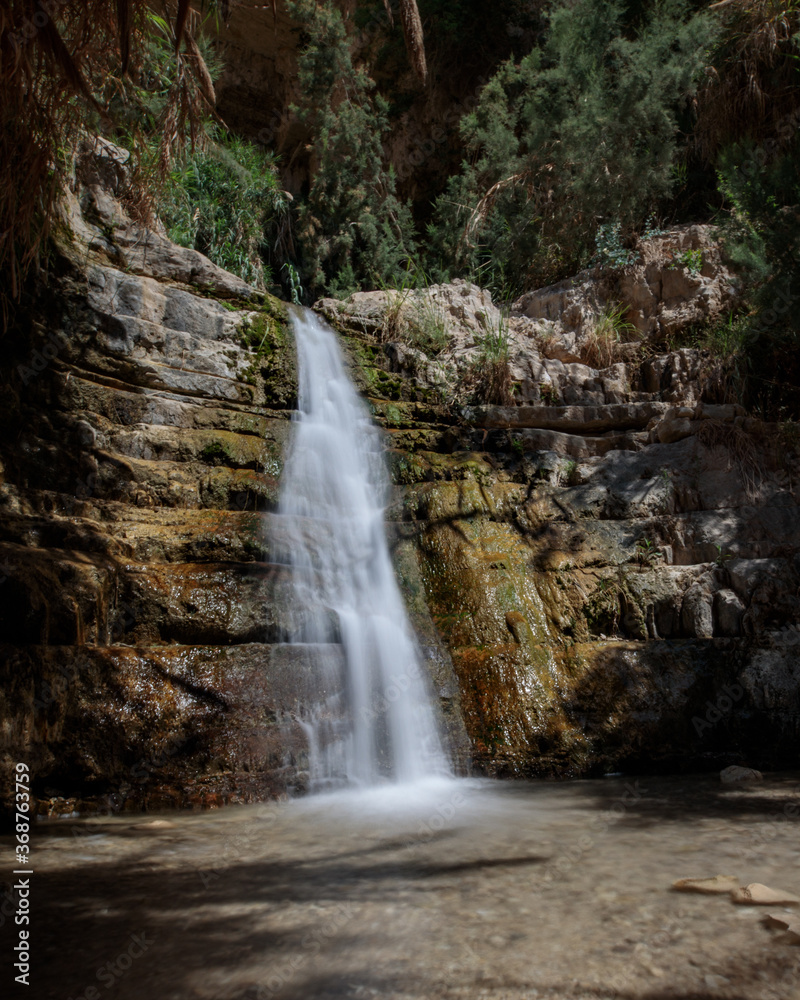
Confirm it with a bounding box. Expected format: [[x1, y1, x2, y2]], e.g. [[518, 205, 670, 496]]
[[0, 138, 464, 816], [2, 139, 798, 817], [320, 235, 800, 777]]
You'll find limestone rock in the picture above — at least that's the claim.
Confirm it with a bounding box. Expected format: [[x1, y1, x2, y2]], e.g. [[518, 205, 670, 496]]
[[765, 913, 800, 940], [657, 416, 694, 445], [5, 129, 800, 808], [515, 224, 737, 349], [681, 585, 714, 638], [0, 133, 466, 811], [714, 589, 744, 637], [62, 138, 255, 301], [720, 766, 764, 784], [731, 883, 800, 906], [673, 875, 740, 894]]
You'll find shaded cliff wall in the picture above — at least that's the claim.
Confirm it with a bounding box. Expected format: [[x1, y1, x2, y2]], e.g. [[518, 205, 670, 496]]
[[210, 1, 540, 207], [0, 139, 465, 817]]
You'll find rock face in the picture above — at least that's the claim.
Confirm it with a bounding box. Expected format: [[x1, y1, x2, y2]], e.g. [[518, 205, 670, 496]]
[[2, 140, 799, 814], [322, 260, 800, 778], [0, 139, 466, 816], [515, 224, 737, 351]]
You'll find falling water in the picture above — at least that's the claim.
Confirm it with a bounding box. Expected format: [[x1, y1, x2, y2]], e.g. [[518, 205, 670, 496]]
[[273, 307, 449, 790]]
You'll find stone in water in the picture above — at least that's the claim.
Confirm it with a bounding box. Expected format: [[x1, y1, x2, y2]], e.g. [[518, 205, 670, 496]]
[[672, 875, 740, 894], [730, 883, 800, 906]]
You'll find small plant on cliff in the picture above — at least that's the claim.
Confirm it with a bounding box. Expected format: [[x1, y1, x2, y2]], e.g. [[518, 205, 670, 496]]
[[635, 537, 663, 567], [467, 309, 514, 405], [407, 289, 450, 355], [642, 215, 669, 241], [586, 572, 624, 636], [539, 382, 559, 406], [714, 543, 734, 568], [671, 248, 704, 276], [580, 303, 637, 369], [594, 222, 638, 270], [557, 459, 578, 487]]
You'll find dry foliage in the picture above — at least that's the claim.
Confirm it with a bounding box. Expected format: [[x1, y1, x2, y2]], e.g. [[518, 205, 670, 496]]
[[0, 0, 217, 322], [380, 290, 411, 342], [696, 0, 800, 160], [580, 329, 621, 369], [459, 355, 514, 406], [579, 303, 638, 369], [696, 417, 764, 498], [461, 171, 532, 250]]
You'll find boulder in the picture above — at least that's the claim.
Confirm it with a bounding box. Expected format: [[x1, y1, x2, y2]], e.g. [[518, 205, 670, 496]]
[[681, 585, 714, 638], [714, 589, 744, 637], [720, 765, 763, 784]]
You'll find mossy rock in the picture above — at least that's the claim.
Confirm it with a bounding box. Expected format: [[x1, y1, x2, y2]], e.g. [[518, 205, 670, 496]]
[[236, 297, 296, 409], [339, 334, 430, 403]]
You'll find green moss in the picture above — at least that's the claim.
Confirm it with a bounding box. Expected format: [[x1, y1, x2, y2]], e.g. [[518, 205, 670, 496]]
[[238, 311, 278, 352], [389, 452, 429, 485], [235, 298, 296, 407], [200, 442, 228, 465]]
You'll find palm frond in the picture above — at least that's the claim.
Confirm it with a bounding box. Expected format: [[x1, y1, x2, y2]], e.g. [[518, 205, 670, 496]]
[[174, 0, 191, 54], [0, 0, 216, 322]]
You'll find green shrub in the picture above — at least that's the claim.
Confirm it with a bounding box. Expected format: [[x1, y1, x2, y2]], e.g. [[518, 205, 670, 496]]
[[671, 249, 704, 276], [716, 136, 800, 415], [426, 0, 715, 296], [156, 133, 288, 289], [594, 223, 638, 270], [288, 0, 416, 298], [407, 295, 450, 355]]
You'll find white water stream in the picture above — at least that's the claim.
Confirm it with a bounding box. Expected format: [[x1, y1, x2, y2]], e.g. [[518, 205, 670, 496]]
[[273, 307, 449, 790]]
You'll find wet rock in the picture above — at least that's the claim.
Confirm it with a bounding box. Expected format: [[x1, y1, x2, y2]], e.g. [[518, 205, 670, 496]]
[[5, 132, 800, 806], [672, 875, 740, 894], [0, 136, 465, 811], [720, 765, 763, 784]]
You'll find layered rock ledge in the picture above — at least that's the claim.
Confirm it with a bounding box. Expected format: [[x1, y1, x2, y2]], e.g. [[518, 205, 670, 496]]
[[322, 255, 800, 777], [2, 139, 798, 815], [0, 140, 466, 816]]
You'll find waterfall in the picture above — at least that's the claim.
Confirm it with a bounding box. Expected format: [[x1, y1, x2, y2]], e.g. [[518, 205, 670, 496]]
[[273, 307, 449, 790]]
